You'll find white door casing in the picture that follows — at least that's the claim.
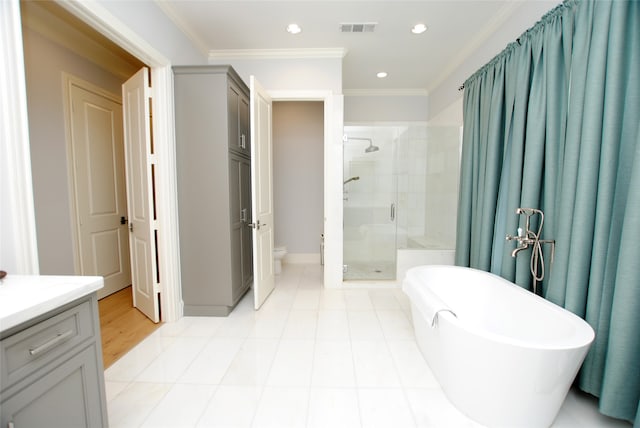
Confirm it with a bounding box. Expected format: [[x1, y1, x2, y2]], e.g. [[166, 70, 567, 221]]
[[67, 79, 131, 299], [250, 76, 275, 310], [122, 67, 160, 323]]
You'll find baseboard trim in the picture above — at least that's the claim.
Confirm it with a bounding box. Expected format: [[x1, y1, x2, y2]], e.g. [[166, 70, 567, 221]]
[[284, 253, 321, 264]]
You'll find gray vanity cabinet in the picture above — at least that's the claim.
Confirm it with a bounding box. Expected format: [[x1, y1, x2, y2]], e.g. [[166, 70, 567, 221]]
[[0, 294, 108, 428], [174, 65, 253, 316]]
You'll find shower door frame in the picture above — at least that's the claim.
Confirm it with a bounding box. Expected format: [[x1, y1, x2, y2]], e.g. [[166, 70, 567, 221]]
[[342, 125, 399, 281]]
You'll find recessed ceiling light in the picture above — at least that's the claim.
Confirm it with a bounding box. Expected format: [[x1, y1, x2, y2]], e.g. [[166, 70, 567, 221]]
[[286, 24, 302, 34], [377, 72, 388, 78], [411, 23, 428, 34]]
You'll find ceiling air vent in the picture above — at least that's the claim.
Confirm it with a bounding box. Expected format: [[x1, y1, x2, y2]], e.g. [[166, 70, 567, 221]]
[[340, 22, 377, 33]]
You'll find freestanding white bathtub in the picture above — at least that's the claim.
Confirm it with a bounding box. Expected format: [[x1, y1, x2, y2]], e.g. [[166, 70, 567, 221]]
[[403, 265, 595, 428]]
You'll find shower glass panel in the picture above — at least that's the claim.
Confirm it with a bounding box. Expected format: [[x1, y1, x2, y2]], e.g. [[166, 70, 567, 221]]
[[343, 126, 399, 280]]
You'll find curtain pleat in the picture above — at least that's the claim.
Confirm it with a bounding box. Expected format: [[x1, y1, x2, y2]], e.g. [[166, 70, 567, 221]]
[[456, 0, 640, 423]]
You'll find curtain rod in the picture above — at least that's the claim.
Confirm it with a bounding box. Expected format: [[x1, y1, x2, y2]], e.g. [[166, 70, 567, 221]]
[[459, 36, 523, 92], [458, 0, 570, 94]]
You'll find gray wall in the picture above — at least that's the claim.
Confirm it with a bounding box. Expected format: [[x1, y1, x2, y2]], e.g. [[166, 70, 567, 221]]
[[273, 102, 324, 254], [344, 94, 428, 123], [22, 27, 134, 274]]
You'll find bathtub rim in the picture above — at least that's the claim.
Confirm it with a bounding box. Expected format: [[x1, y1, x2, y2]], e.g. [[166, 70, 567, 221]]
[[403, 264, 595, 351]]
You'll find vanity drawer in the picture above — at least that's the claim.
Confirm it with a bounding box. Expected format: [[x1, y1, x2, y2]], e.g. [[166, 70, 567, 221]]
[[0, 300, 94, 391]]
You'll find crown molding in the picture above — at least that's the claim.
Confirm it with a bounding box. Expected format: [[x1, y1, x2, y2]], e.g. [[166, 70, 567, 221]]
[[343, 88, 429, 97], [209, 48, 348, 61], [154, 0, 210, 58]]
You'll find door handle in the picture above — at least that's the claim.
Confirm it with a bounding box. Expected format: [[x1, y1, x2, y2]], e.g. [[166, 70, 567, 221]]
[[120, 216, 127, 225], [248, 220, 260, 230], [129, 222, 133, 232], [390, 203, 396, 221]]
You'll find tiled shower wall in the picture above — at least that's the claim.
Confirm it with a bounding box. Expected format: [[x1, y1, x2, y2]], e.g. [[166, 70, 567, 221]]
[[395, 125, 461, 250]]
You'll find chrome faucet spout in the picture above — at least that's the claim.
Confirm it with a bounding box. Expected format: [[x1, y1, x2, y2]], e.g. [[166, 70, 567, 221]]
[[511, 244, 529, 258]]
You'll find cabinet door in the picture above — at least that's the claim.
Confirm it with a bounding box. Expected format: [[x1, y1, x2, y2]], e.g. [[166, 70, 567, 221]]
[[228, 83, 250, 156], [0, 345, 107, 428], [228, 154, 243, 300], [240, 156, 253, 289]]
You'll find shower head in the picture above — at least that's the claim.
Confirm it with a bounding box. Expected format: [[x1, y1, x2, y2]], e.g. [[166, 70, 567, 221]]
[[365, 142, 379, 153], [346, 136, 379, 154]]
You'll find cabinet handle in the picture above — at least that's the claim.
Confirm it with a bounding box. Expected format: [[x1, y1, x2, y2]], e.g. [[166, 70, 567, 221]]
[[29, 330, 74, 356], [240, 134, 246, 149]]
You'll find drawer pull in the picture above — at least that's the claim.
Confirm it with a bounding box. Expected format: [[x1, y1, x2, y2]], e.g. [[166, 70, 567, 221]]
[[28, 330, 74, 356]]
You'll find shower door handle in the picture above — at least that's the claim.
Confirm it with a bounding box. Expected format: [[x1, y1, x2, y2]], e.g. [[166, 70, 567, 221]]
[[390, 203, 396, 221]]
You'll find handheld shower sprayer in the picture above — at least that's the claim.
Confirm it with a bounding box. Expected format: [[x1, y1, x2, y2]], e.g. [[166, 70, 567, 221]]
[[343, 176, 360, 185], [506, 207, 555, 295]]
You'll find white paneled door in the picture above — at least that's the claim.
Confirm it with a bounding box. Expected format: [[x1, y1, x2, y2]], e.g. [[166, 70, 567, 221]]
[[250, 76, 275, 310], [122, 68, 160, 323], [70, 82, 131, 299]]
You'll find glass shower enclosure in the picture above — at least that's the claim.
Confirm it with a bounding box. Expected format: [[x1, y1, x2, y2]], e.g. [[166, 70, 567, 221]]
[[343, 123, 462, 282], [343, 126, 398, 280]]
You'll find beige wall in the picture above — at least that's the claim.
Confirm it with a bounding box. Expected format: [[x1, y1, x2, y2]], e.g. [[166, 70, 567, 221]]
[[273, 102, 324, 255]]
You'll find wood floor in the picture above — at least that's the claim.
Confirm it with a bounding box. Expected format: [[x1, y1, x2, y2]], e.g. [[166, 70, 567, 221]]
[[98, 286, 161, 368]]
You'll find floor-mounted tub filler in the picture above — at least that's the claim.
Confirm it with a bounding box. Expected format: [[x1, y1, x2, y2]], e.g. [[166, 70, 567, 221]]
[[403, 265, 595, 428]]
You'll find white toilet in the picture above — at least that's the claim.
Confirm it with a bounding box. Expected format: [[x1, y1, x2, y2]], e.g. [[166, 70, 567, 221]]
[[273, 246, 287, 274]]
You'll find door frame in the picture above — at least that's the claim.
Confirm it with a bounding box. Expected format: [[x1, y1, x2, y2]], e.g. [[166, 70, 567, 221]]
[[57, 1, 183, 322], [1, 0, 39, 275], [269, 90, 343, 289]]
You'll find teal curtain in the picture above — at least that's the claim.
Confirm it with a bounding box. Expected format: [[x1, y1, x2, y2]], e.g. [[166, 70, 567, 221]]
[[455, 0, 640, 424]]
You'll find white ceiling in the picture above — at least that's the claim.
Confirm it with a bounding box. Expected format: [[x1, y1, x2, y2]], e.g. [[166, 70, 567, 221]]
[[157, 0, 557, 94]]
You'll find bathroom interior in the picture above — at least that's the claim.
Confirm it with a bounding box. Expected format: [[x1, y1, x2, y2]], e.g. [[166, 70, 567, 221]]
[[3, 0, 639, 427], [342, 124, 461, 283]]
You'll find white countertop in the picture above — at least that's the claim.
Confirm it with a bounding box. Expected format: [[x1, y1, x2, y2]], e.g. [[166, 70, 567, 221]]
[[0, 275, 103, 334]]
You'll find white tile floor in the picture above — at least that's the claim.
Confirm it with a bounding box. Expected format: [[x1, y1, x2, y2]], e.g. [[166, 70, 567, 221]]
[[105, 264, 632, 428]]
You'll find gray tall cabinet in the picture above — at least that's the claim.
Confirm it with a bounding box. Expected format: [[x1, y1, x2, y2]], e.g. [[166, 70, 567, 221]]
[[174, 65, 253, 316]]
